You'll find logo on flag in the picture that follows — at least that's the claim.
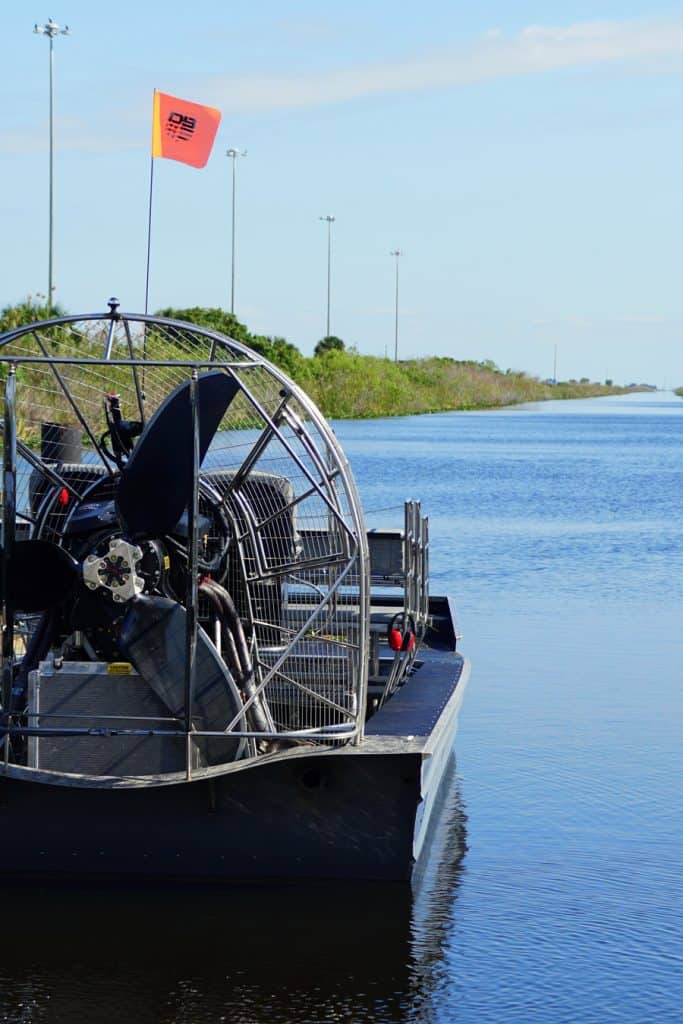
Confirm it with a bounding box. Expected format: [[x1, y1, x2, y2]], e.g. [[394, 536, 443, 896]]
[[165, 111, 197, 142], [152, 91, 221, 169]]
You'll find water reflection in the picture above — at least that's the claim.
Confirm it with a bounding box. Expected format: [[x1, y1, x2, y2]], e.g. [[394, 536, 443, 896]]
[[0, 761, 467, 1024]]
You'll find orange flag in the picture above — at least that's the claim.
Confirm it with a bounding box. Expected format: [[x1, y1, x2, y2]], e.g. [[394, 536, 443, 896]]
[[151, 90, 221, 169]]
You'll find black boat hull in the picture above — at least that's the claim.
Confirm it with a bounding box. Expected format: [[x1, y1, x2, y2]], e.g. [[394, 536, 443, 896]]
[[0, 649, 469, 883], [0, 751, 423, 882]]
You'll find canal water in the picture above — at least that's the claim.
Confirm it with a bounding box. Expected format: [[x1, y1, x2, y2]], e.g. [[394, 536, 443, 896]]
[[1, 390, 681, 1023]]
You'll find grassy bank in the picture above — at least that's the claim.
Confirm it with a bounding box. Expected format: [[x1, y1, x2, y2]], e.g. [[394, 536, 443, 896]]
[[151, 307, 642, 419], [300, 351, 637, 419], [1, 299, 645, 424]]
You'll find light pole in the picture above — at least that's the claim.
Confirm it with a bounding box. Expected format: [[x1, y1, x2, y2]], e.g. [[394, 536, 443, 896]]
[[319, 215, 335, 338], [390, 249, 402, 362], [226, 149, 246, 315], [34, 18, 69, 312]]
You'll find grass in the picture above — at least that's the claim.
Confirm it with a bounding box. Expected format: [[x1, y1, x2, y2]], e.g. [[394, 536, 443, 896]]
[[298, 351, 643, 419]]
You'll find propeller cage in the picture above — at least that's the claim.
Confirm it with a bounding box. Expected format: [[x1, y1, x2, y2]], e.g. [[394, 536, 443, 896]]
[[0, 310, 369, 784]]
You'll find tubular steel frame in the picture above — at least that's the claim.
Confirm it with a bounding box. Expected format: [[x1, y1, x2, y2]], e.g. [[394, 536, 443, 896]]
[[0, 309, 370, 784]]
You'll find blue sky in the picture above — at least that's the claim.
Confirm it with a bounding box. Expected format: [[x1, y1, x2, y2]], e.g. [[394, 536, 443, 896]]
[[4, 1, 683, 384]]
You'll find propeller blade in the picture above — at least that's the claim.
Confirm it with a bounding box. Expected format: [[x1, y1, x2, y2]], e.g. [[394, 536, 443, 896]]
[[119, 595, 245, 764], [2, 540, 78, 613], [116, 371, 240, 540]]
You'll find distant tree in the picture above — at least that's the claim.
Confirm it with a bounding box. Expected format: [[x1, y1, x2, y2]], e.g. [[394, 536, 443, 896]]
[[605, 378, 613, 387], [154, 306, 252, 347], [314, 335, 345, 356], [1, 295, 67, 333], [251, 334, 307, 379], [154, 306, 306, 378]]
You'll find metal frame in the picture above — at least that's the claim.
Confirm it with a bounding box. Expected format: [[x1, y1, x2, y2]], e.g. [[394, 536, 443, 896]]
[[404, 499, 430, 641], [375, 499, 431, 708], [2, 366, 16, 765], [0, 309, 370, 785]]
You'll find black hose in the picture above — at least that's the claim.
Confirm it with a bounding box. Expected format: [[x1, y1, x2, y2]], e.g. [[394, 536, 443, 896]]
[[201, 579, 251, 678], [199, 580, 273, 735], [199, 583, 241, 682]]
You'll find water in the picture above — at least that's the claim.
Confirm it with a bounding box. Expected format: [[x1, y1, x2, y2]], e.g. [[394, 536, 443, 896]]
[[2, 390, 682, 1023]]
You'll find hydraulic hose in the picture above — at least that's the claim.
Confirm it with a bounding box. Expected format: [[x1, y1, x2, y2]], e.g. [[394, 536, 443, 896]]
[[199, 580, 274, 735]]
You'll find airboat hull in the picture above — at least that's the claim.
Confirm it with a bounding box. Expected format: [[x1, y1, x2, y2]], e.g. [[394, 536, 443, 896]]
[[0, 649, 468, 883], [1, 307, 470, 885]]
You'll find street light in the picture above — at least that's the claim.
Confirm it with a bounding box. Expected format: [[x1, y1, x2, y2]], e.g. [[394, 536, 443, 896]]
[[390, 249, 402, 362], [226, 148, 246, 315], [34, 18, 70, 312], [319, 215, 335, 338]]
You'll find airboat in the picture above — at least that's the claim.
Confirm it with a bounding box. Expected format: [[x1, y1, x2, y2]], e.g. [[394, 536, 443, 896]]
[[0, 303, 469, 882]]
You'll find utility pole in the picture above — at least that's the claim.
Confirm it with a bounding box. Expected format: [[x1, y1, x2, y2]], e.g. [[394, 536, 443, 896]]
[[390, 249, 402, 362], [34, 18, 69, 312], [319, 215, 335, 337], [226, 149, 246, 315]]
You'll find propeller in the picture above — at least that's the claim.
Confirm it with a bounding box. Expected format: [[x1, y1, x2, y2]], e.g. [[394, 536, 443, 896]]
[[119, 595, 246, 763], [2, 371, 243, 745], [3, 540, 79, 613], [3, 371, 238, 606], [116, 371, 240, 540]]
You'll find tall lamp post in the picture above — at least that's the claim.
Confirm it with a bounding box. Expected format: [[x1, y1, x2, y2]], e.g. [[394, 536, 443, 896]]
[[319, 215, 335, 338], [390, 249, 402, 362], [34, 18, 69, 313], [226, 148, 246, 315]]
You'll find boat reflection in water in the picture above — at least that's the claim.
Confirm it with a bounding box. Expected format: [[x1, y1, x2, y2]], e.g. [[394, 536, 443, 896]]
[[0, 760, 466, 1024]]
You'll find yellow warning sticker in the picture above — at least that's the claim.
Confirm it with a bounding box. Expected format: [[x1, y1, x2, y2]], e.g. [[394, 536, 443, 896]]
[[107, 662, 133, 675], [163, 555, 170, 570]]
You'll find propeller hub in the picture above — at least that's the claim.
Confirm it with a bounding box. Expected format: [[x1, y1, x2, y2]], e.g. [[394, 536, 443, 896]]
[[83, 538, 145, 604]]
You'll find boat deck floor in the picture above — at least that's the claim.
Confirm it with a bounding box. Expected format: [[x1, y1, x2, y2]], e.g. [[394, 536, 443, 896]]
[[366, 651, 465, 739]]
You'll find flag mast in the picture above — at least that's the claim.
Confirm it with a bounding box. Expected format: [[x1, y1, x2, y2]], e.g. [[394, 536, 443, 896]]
[[144, 89, 221, 316], [144, 91, 158, 316]]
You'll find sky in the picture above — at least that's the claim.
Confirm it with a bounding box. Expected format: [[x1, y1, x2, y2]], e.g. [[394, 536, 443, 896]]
[[3, 1, 683, 385]]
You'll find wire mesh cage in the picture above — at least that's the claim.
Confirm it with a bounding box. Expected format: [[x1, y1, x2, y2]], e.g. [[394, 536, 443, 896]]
[[0, 308, 370, 780]]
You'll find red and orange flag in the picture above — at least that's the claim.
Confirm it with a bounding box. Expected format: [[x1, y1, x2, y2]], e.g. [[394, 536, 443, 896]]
[[151, 90, 221, 169]]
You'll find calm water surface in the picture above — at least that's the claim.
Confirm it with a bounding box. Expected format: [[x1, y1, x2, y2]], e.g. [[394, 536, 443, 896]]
[[2, 390, 681, 1023]]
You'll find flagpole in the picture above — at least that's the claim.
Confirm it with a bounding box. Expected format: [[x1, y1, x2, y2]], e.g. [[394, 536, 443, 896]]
[[143, 88, 221, 319], [144, 155, 155, 316]]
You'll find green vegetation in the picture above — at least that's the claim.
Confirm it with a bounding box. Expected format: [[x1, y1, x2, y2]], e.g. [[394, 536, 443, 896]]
[[155, 306, 307, 380], [1, 295, 66, 332], [674, 387, 683, 398], [155, 308, 641, 417], [303, 351, 637, 418], [314, 335, 345, 356], [0, 299, 645, 422]]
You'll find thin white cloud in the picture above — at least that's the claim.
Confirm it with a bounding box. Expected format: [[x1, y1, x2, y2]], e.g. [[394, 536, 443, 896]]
[[6, 16, 683, 155], [210, 17, 683, 112]]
